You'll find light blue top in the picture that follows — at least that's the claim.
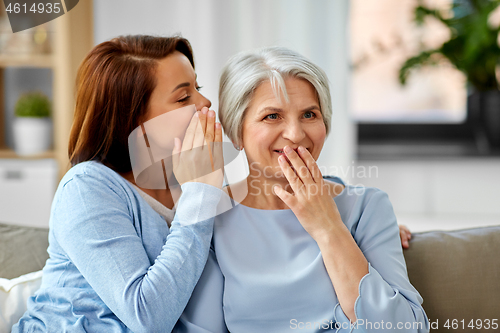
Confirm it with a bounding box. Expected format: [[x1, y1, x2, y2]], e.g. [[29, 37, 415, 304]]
[[12, 161, 223, 333], [175, 178, 430, 333]]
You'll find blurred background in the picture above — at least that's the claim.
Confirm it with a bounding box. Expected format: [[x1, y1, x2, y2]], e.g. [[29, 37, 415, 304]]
[[0, 0, 499, 232]]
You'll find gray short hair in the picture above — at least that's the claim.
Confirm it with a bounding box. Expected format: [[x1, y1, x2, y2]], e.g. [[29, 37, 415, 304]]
[[218, 46, 332, 147]]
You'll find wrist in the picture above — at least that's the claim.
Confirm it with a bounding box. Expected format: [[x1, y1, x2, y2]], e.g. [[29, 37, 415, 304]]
[[313, 222, 351, 249]]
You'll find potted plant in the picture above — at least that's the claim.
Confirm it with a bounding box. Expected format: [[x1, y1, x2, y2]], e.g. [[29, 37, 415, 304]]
[[399, 0, 500, 147], [13, 92, 52, 156]]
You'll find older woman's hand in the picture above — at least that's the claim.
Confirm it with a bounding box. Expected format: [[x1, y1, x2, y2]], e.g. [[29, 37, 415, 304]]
[[273, 144, 369, 321], [273, 145, 344, 242], [272, 144, 413, 250]]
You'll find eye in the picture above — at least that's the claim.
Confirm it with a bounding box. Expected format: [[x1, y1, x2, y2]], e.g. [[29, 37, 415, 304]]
[[178, 95, 191, 103], [196, 85, 203, 91], [264, 113, 280, 120], [303, 111, 316, 119]]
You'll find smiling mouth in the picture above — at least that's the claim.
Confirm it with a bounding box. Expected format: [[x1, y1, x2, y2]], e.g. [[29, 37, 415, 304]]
[[273, 148, 310, 154]]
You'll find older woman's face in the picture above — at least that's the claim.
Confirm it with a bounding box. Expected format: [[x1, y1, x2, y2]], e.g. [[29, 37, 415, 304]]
[[241, 77, 326, 179]]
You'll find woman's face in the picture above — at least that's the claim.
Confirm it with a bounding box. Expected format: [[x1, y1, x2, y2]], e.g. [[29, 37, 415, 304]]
[[241, 77, 327, 180], [144, 51, 211, 122], [138, 51, 211, 155]]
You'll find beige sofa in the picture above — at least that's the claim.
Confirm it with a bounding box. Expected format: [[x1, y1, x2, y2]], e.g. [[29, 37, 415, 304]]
[[403, 226, 500, 332], [1, 222, 499, 332]]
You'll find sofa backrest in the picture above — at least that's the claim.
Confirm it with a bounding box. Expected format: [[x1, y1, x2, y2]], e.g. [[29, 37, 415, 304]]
[[403, 225, 500, 332], [0, 223, 49, 279]]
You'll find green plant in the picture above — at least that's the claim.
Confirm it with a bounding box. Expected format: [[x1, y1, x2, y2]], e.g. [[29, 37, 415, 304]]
[[15, 92, 51, 118], [399, 0, 500, 91]]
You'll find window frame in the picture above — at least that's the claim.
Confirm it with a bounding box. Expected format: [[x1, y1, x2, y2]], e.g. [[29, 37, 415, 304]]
[[355, 103, 500, 158]]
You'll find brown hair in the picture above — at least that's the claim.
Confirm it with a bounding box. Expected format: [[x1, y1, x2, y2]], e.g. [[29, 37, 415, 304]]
[[68, 35, 194, 173]]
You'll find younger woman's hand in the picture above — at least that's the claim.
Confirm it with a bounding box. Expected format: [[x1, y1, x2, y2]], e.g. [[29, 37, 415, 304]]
[[273, 145, 343, 242], [172, 107, 224, 189]]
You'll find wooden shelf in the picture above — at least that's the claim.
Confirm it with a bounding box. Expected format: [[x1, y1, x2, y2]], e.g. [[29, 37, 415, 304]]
[[0, 148, 56, 159], [0, 54, 53, 68], [0, 1, 93, 180]]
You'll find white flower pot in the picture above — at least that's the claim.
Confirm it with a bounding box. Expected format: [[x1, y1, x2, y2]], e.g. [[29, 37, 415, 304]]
[[13, 117, 52, 156]]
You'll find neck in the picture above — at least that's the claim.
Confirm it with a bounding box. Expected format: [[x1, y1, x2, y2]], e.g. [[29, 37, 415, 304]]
[[119, 170, 177, 210], [241, 173, 293, 210]]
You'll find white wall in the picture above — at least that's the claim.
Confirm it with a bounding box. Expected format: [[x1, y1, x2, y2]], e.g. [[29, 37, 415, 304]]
[[354, 159, 500, 232]]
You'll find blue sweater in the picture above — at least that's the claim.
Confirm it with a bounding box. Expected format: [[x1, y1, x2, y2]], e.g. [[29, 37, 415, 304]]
[[175, 179, 429, 332], [12, 161, 223, 333]]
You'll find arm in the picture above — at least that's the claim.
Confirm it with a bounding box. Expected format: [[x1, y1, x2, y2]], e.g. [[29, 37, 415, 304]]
[[173, 248, 228, 333], [333, 190, 429, 332], [53, 174, 222, 333], [274, 146, 428, 332], [315, 219, 369, 322], [274, 146, 368, 321]]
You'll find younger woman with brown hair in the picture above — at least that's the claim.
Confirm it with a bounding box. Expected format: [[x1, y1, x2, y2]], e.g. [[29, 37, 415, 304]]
[[13, 35, 224, 333]]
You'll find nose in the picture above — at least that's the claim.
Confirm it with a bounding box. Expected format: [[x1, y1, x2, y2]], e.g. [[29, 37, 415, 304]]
[[194, 91, 211, 110], [282, 119, 306, 144]]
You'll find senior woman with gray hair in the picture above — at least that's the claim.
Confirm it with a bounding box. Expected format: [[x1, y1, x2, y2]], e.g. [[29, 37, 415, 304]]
[[174, 47, 429, 333]]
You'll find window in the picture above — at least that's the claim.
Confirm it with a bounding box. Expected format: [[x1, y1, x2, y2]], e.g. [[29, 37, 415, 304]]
[[350, 0, 482, 156], [351, 0, 467, 123]]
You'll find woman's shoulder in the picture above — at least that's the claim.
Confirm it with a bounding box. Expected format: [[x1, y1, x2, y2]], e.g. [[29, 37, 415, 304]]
[[323, 175, 386, 199], [50, 162, 144, 227], [325, 179, 396, 239], [322, 175, 379, 200], [322, 177, 345, 199], [62, 161, 125, 185], [324, 176, 392, 217], [58, 161, 134, 200]]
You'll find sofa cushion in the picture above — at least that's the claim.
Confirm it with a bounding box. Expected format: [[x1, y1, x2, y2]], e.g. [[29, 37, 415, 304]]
[[403, 225, 500, 331], [0, 270, 43, 333], [0, 223, 49, 279]]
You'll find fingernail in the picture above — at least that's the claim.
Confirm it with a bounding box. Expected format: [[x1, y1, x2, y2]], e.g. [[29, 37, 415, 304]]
[[208, 110, 215, 117], [284, 146, 292, 154], [215, 123, 221, 128], [299, 146, 305, 153], [202, 107, 208, 114], [194, 112, 199, 118]]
